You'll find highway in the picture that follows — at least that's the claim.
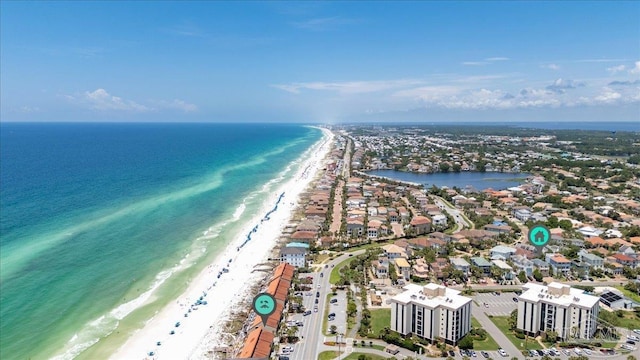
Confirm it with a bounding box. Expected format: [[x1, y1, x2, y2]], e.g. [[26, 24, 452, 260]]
[[289, 250, 365, 360]]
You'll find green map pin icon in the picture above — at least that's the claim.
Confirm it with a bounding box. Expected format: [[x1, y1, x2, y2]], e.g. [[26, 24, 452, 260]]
[[252, 293, 276, 326], [528, 224, 550, 247]]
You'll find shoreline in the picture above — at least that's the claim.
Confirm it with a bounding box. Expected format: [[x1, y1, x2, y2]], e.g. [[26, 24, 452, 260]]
[[108, 127, 334, 360]]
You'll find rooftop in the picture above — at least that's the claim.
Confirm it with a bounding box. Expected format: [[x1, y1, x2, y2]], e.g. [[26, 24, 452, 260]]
[[519, 282, 600, 309], [391, 283, 472, 310]]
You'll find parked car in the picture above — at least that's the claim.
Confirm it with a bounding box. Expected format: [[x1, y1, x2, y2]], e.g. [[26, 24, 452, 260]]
[[330, 299, 337, 303], [481, 351, 489, 358], [470, 350, 477, 357], [498, 348, 507, 357], [303, 310, 311, 316], [583, 348, 592, 355]]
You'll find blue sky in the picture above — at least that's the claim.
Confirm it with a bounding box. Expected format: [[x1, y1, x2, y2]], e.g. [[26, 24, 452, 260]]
[[1, 1, 639, 123]]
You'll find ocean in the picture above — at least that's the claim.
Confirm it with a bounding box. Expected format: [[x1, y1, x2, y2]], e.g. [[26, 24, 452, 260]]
[[0, 123, 322, 360]]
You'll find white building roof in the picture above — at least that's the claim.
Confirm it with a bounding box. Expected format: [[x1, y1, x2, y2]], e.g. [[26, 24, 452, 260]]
[[490, 245, 517, 254], [519, 282, 600, 309], [451, 257, 471, 267], [491, 259, 513, 270], [391, 283, 472, 310]]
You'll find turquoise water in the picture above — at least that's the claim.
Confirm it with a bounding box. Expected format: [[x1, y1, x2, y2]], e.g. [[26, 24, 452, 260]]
[[367, 170, 530, 190], [0, 123, 321, 359]]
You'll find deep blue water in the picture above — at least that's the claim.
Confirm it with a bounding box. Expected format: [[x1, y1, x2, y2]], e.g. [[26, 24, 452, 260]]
[[0, 122, 321, 359], [367, 170, 530, 190]]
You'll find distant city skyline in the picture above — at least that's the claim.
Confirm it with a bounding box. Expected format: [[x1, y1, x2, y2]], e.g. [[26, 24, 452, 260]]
[[1, 1, 639, 123]]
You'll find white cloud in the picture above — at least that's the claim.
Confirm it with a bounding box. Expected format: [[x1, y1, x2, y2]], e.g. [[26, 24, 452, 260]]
[[80, 89, 151, 112], [594, 87, 622, 104], [462, 61, 488, 66], [629, 61, 640, 74], [607, 64, 626, 74], [541, 63, 560, 70], [545, 78, 585, 93], [65, 89, 198, 113], [271, 79, 422, 94], [485, 57, 510, 61]]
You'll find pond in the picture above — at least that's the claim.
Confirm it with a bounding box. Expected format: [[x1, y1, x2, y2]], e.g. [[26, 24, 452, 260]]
[[366, 170, 531, 191]]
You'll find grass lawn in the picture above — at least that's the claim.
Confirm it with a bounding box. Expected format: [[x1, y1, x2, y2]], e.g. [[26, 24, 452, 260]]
[[369, 308, 391, 336], [489, 316, 543, 351], [343, 353, 388, 360], [318, 350, 340, 360], [316, 253, 331, 264], [470, 317, 500, 351], [615, 285, 640, 304], [330, 258, 355, 285], [345, 240, 393, 253]]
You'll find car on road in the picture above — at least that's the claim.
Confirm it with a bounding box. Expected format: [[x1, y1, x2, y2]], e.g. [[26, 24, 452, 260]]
[[315, 299, 319, 304], [481, 351, 489, 358], [303, 310, 311, 316], [313, 307, 318, 312], [349, 254, 353, 257], [316, 292, 320, 297], [320, 273, 323, 277], [278, 356, 290, 360]]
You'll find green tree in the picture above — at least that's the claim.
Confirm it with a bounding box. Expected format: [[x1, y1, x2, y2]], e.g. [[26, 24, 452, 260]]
[[533, 269, 543, 282], [440, 163, 450, 172], [458, 334, 474, 349], [517, 270, 528, 283]]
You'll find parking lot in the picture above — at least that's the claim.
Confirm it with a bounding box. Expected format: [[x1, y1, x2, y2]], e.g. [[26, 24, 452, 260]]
[[474, 292, 518, 316], [326, 289, 348, 336]]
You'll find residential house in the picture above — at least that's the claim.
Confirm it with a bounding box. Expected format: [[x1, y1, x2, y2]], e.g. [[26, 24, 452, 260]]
[[532, 259, 550, 276], [579, 252, 604, 269], [451, 257, 471, 275], [383, 244, 407, 259], [280, 246, 307, 268], [395, 258, 411, 281], [611, 253, 638, 268], [410, 216, 432, 235], [490, 245, 517, 260], [546, 254, 572, 275], [471, 257, 492, 275]]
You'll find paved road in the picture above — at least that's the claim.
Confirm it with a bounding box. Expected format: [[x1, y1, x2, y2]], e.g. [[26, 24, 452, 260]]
[[472, 301, 525, 359], [293, 250, 365, 360], [433, 195, 473, 231]]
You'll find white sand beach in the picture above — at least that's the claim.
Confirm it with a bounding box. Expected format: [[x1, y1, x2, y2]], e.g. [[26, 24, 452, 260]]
[[110, 127, 333, 360]]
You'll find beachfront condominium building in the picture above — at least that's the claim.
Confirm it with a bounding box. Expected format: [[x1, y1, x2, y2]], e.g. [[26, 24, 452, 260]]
[[279, 246, 307, 268], [516, 282, 600, 340], [390, 283, 472, 345]]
